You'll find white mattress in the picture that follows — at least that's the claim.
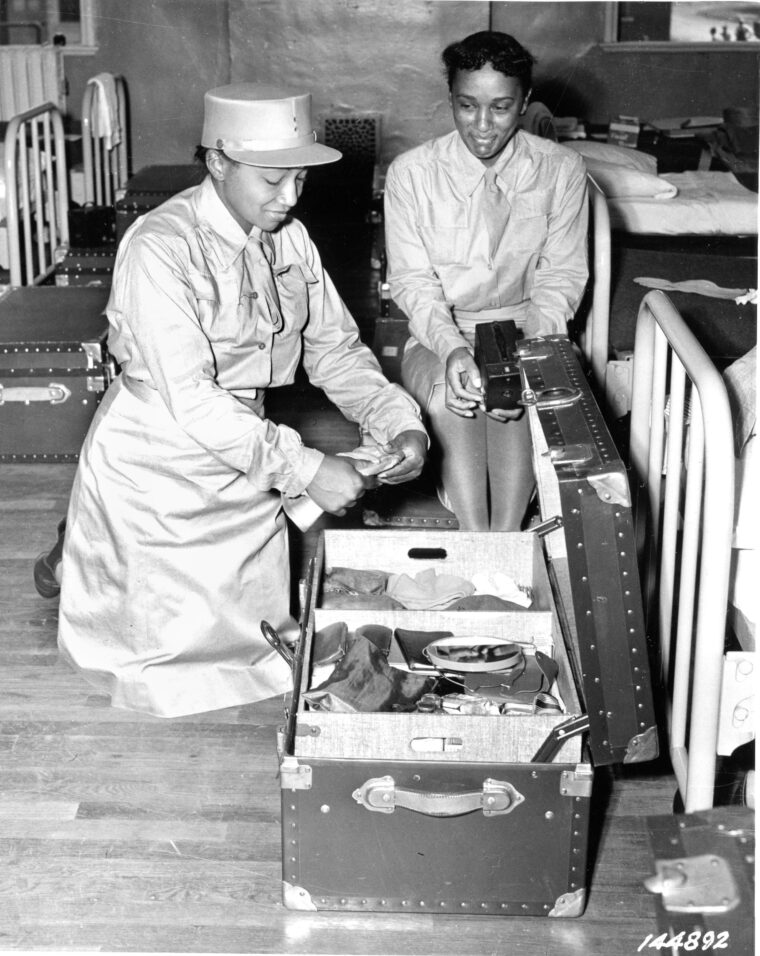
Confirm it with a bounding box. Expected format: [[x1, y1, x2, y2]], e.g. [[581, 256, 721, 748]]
[[607, 171, 758, 236]]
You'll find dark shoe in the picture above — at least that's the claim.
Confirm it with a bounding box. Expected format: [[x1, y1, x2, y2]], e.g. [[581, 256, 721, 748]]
[[33, 517, 66, 599]]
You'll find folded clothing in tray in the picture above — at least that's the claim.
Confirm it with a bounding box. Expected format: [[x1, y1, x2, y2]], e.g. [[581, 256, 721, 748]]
[[321, 566, 532, 611]]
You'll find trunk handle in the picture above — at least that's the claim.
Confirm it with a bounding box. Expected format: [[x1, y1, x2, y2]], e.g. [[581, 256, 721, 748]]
[[0, 383, 71, 405], [352, 775, 524, 817]]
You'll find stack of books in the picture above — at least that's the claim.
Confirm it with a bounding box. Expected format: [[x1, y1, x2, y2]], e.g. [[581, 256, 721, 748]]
[[646, 116, 722, 139]]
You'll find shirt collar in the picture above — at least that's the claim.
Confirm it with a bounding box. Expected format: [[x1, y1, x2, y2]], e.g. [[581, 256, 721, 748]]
[[451, 130, 521, 196], [192, 176, 276, 271]]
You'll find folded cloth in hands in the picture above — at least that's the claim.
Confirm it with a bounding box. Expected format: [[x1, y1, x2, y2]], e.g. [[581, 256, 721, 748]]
[[283, 440, 403, 531]]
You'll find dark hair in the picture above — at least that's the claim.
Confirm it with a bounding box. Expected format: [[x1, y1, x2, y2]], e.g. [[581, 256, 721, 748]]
[[442, 31, 535, 96]]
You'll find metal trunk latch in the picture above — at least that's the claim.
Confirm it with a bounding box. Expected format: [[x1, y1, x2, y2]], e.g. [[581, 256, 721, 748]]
[[279, 756, 312, 790], [645, 854, 740, 913], [559, 764, 593, 798], [82, 341, 113, 392]]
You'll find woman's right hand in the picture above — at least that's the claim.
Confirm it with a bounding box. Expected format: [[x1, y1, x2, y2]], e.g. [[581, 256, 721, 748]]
[[305, 455, 369, 516], [444, 347, 483, 418]]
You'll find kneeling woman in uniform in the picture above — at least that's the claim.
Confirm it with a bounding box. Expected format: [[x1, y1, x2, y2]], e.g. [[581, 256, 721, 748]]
[[56, 84, 427, 719]]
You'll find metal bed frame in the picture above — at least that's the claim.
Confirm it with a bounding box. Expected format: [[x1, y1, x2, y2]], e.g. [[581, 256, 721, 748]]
[[81, 74, 129, 206], [628, 289, 753, 813], [579, 175, 611, 393], [3, 101, 69, 286]]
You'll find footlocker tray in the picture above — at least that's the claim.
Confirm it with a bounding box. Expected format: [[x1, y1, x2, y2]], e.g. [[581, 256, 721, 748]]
[[0, 286, 114, 461], [277, 333, 658, 917]]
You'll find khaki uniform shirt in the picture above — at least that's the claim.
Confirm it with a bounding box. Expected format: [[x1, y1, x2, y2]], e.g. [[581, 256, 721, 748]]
[[384, 129, 589, 364]]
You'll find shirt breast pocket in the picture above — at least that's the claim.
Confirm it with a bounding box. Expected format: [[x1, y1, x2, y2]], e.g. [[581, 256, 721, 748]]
[[421, 208, 469, 266], [509, 190, 551, 243], [187, 270, 230, 340], [274, 260, 318, 332]]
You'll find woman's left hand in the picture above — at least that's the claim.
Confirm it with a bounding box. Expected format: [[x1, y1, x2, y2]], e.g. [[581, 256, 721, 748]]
[[485, 406, 524, 422], [377, 430, 427, 484]]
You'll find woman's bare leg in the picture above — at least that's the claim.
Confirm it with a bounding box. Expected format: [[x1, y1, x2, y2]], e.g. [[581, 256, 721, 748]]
[[486, 412, 534, 531], [427, 385, 489, 530]]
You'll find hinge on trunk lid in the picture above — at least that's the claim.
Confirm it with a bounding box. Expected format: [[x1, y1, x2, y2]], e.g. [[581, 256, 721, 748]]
[[645, 854, 740, 913]]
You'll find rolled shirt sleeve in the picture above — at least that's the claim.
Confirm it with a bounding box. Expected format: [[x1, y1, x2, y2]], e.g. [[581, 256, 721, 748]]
[[286, 224, 428, 448]]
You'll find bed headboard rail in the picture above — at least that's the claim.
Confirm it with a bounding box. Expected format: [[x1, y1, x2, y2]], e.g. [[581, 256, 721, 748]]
[[4, 102, 69, 286], [81, 74, 130, 206]]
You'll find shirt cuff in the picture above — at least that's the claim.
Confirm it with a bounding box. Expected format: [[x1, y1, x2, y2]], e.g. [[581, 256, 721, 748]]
[[431, 325, 473, 366], [281, 444, 325, 498]]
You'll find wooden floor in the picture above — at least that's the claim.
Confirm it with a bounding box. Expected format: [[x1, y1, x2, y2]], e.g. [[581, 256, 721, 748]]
[[0, 458, 678, 954], [0, 216, 739, 955]]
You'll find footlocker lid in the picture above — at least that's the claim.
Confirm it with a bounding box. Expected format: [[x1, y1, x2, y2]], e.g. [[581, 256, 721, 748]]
[[519, 333, 658, 767]]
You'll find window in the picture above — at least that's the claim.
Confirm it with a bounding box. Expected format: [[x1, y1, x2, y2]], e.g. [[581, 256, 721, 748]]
[[0, 0, 95, 49], [605, 2, 759, 48]]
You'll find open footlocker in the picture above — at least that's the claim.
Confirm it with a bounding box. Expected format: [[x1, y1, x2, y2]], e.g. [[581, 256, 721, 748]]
[[277, 334, 659, 917]]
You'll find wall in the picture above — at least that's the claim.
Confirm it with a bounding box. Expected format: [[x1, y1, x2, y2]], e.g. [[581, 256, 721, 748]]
[[490, 2, 759, 123], [60, 0, 759, 174], [63, 0, 232, 169], [228, 0, 486, 169]]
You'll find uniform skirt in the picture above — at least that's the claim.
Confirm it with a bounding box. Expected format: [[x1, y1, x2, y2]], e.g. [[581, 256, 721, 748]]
[[57, 375, 294, 718]]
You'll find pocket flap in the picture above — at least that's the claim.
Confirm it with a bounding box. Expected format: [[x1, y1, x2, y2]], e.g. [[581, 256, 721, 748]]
[[511, 190, 551, 219], [274, 260, 319, 284], [187, 270, 218, 300]]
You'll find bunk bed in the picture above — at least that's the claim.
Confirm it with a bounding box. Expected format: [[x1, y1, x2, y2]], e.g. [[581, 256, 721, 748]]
[[576, 140, 757, 421]]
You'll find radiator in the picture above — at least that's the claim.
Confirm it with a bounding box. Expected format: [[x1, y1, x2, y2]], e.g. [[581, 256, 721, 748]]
[[0, 45, 65, 121]]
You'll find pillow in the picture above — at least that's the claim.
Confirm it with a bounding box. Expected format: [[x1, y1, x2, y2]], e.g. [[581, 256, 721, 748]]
[[563, 139, 657, 174], [580, 158, 678, 199]]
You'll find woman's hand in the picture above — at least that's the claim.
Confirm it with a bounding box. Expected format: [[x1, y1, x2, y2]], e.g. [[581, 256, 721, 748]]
[[305, 455, 368, 516], [376, 430, 427, 485], [486, 406, 524, 422], [444, 347, 483, 418]]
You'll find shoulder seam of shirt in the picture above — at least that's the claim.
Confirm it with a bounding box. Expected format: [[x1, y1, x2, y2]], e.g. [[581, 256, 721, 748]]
[[387, 131, 458, 171]]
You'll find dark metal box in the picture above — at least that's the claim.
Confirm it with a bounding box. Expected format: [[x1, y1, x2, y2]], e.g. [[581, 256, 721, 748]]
[[54, 248, 116, 288], [278, 334, 658, 917], [0, 286, 114, 461]]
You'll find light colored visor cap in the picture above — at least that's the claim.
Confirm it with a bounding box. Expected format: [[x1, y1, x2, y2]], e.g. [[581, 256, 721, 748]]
[[201, 83, 341, 168]]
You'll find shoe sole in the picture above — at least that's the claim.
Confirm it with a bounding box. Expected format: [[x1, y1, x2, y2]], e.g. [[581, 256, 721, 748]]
[[33, 553, 60, 599]]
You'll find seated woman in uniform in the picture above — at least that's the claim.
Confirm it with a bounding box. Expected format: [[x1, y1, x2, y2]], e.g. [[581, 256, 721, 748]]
[[384, 31, 588, 531], [43, 84, 427, 719]]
